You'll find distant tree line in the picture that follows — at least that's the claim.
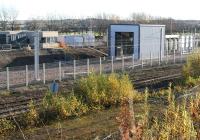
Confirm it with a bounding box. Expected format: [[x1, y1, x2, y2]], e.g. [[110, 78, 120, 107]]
[[0, 7, 19, 31], [24, 14, 200, 35], [0, 7, 200, 35]]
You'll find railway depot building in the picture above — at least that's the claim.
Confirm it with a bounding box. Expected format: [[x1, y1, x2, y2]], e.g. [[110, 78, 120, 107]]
[[26, 31, 59, 49], [108, 24, 165, 60], [0, 31, 59, 50]]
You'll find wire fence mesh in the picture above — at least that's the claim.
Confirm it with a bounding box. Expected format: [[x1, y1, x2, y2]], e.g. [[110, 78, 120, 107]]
[[0, 53, 189, 90]]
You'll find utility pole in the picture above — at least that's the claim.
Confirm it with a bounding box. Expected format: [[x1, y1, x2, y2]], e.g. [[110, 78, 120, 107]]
[[170, 18, 173, 34], [34, 31, 40, 81]]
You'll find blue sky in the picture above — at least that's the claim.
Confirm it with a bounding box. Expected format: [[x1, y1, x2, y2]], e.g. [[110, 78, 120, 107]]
[[1, 0, 200, 20]]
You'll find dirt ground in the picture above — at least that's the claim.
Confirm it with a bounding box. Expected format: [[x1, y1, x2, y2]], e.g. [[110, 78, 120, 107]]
[[0, 47, 108, 68]]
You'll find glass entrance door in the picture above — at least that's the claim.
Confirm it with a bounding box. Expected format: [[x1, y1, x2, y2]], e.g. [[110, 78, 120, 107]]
[[115, 32, 134, 57]]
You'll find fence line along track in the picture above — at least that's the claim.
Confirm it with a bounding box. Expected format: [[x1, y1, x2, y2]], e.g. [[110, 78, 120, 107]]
[[0, 64, 184, 119], [0, 52, 188, 90]]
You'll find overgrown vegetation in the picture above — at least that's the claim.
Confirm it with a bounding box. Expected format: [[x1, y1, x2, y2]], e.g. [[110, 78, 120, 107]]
[[117, 84, 200, 139], [0, 118, 16, 135], [0, 73, 141, 136], [74, 73, 141, 108], [2, 55, 200, 139], [183, 50, 200, 86], [41, 92, 88, 120]]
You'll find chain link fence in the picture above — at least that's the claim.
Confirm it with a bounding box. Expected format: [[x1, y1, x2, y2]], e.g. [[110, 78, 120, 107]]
[[0, 52, 189, 90]]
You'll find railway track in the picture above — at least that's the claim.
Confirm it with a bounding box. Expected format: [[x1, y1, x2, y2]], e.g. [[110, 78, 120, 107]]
[[0, 93, 44, 119], [0, 65, 183, 119], [133, 73, 182, 89], [130, 64, 182, 87]]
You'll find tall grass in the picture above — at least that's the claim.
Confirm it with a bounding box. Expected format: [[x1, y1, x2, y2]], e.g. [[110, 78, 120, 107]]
[[118, 84, 199, 139], [3, 71, 200, 139], [183, 50, 200, 86]]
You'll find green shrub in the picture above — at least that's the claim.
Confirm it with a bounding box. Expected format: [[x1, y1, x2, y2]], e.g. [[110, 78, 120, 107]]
[[24, 100, 39, 127], [118, 74, 136, 101], [75, 74, 107, 106], [75, 73, 141, 108], [42, 92, 88, 119], [66, 95, 89, 116], [0, 118, 15, 134], [183, 50, 200, 81], [185, 76, 200, 87]]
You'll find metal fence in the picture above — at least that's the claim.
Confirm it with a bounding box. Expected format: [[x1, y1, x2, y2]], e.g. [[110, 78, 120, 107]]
[[0, 52, 189, 90]]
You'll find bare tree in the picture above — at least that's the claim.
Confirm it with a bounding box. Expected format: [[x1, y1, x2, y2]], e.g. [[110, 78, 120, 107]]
[[0, 8, 9, 30], [8, 8, 19, 31], [25, 17, 41, 31], [0, 7, 19, 31], [45, 13, 59, 31], [94, 13, 109, 36], [57, 15, 69, 33], [130, 12, 154, 24]]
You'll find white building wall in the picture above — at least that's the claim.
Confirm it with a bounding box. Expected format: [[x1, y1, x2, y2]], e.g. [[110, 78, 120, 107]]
[[140, 25, 165, 59]]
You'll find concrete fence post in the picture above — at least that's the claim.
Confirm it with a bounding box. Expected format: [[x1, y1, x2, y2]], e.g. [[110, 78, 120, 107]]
[[43, 63, 46, 84], [59, 61, 62, 82], [180, 48, 183, 63], [99, 57, 102, 74], [166, 50, 168, 64], [158, 52, 160, 66], [132, 54, 134, 69], [111, 56, 114, 73], [150, 52, 152, 66], [122, 55, 124, 71], [173, 49, 176, 64], [25, 65, 28, 86], [160, 50, 163, 62], [6, 67, 9, 90], [87, 58, 90, 75], [141, 54, 144, 69], [73, 60, 76, 80]]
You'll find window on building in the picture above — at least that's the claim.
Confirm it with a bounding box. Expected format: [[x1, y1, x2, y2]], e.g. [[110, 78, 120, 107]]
[[115, 32, 134, 56], [41, 37, 46, 43], [47, 37, 50, 43]]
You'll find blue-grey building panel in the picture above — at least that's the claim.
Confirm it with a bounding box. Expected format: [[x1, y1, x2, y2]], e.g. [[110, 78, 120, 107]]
[[109, 24, 140, 59], [140, 25, 165, 59], [108, 24, 165, 60]]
